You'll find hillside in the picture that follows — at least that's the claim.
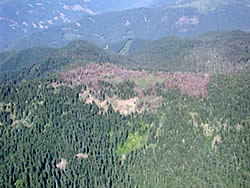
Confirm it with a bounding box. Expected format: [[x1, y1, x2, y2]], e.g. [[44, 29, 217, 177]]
[[4, 0, 250, 52], [0, 63, 249, 187], [132, 30, 250, 73], [1, 30, 249, 84], [0, 40, 132, 83], [0, 29, 250, 187]]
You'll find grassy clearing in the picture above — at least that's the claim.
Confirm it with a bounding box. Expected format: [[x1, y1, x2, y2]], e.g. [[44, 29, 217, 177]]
[[116, 132, 147, 160], [134, 74, 165, 90], [64, 60, 92, 72], [119, 40, 133, 56], [116, 122, 149, 160]]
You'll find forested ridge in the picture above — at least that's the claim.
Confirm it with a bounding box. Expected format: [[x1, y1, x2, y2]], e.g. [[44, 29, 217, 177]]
[[0, 40, 132, 84], [1, 30, 249, 85], [132, 30, 250, 72], [0, 30, 250, 187]]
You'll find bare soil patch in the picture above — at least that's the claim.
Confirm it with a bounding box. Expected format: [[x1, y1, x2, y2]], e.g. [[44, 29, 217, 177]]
[[56, 158, 67, 170], [112, 98, 138, 115], [76, 153, 88, 159], [80, 90, 138, 115]]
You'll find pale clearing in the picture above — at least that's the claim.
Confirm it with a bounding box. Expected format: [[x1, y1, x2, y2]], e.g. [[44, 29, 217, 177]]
[[56, 158, 67, 170], [76, 153, 89, 159]]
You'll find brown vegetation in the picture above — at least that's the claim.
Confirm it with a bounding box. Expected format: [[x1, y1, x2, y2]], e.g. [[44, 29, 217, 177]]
[[57, 63, 210, 114], [59, 63, 210, 97], [60, 63, 146, 84]]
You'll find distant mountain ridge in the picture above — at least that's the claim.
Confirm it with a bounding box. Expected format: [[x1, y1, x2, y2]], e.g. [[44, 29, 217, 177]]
[[151, 0, 192, 7], [151, 0, 250, 10], [0, 0, 153, 51], [2, 0, 250, 52]]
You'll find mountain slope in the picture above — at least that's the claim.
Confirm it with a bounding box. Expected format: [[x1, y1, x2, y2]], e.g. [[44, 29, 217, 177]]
[[0, 40, 132, 83], [132, 30, 250, 72], [0, 0, 153, 51], [0, 27, 249, 187], [0, 57, 249, 187], [6, 0, 250, 52], [151, 0, 250, 11], [151, 0, 192, 8], [1, 30, 249, 84], [168, 0, 250, 14]]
